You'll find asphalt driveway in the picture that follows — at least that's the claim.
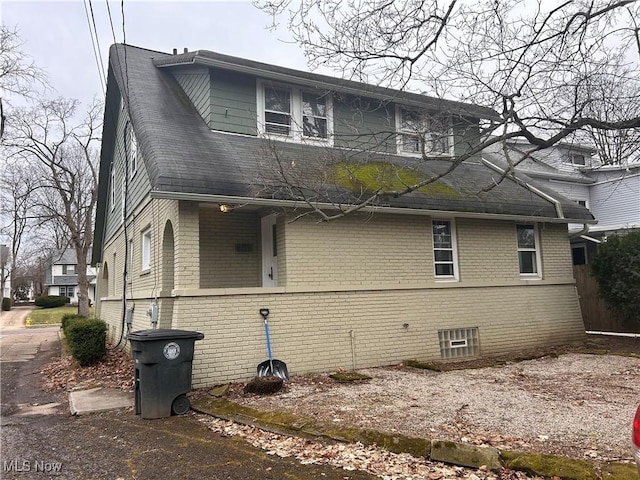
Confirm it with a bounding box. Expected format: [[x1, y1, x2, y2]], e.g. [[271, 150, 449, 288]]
[[0, 311, 375, 480]]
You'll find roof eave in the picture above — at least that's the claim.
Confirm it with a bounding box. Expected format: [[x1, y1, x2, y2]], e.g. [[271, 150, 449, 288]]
[[149, 190, 595, 225]]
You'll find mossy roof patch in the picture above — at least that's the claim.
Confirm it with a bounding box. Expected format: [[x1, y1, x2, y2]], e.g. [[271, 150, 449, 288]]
[[333, 162, 461, 197]]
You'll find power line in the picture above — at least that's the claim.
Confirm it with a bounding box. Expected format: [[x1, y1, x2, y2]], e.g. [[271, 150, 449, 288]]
[[83, 0, 107, 95]]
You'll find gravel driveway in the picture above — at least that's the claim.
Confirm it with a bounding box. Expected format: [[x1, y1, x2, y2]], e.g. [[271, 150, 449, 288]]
[[229, 346, 640, 463]]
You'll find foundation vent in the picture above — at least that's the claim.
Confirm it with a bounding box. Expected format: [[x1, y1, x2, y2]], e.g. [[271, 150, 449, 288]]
[[438, 327, 479, 359]]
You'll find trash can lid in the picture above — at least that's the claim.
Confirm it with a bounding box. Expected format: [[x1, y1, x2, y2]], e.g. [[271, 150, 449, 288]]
[[128, 329, 204, 341]]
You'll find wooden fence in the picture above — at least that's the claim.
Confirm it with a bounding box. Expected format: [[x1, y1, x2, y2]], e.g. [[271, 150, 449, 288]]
[[573, 264, 639, 333]]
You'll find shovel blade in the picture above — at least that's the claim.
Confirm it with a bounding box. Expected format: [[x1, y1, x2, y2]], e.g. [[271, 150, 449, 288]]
[[257, 359, 289, 382]]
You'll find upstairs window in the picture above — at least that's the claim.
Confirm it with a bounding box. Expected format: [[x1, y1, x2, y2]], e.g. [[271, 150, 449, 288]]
[[516, 224, 541, 277], [264, 86, 291, 136], [432, 219, 458, 280], [302, 92, 328, 139], [62, 264, 76, 275], [110, 167, 116, 211], [258, 81, 332, 143], [129, 127, 138, 178], [398, 108, 451, 156], [566, 153, 586, 165]]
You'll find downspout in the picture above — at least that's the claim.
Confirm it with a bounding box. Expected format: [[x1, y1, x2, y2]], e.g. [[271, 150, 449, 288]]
[[569, 223, 590, 240], [481, 157, 565, 219]]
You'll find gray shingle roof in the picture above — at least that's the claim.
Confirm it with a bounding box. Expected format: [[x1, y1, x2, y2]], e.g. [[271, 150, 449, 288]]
[[93, 44, 594, 264]]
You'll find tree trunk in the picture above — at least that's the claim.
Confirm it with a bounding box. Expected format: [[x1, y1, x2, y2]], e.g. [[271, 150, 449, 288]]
[[75, 246, 90, 318]]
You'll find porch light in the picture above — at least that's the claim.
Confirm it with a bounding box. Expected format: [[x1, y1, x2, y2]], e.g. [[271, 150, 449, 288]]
[[219, 204, 233, 213]]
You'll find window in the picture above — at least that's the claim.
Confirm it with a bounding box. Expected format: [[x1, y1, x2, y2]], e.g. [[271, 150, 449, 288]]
[[302, 91, 328, 139], [398, 108, 451, 156], [141, 228, 151, 271], [264, 86, 291, 135], [121, 178, 126, 221], [59, 286, 74, 297], [432, 219, 458, 280], [572, 244, 587, 265], [129, 127, 138, 178], [110, 167, 116, 211], [576, 200, 587, 208], [566, 153, 586, 165], [516, 224, 541, 277], [258, 81, 332, 142], [62, 264, 76, 275]]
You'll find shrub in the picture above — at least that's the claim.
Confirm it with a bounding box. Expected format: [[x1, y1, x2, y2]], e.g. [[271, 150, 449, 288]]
[[61, 313, 84, 335], [591, 231, 640, 328], [2, 297, 11, 311], [65, 318, 107, 366], [35, 295, 68, 308]]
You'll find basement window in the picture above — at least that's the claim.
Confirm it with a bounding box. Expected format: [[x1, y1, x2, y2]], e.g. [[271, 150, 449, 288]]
[[438, 327, 480, 359]]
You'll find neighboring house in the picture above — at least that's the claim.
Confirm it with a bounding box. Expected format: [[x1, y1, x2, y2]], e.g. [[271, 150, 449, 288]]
[[45, 249, 97, 305], [486, 139, 640, 264], [92, 44, 594, 387]]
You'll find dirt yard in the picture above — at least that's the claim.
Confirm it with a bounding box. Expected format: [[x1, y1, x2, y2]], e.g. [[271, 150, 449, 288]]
[[225, 336, 640, 463]]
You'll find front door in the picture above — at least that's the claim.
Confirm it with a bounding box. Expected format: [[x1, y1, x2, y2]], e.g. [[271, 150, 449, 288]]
[[261, 214, 278, 287]]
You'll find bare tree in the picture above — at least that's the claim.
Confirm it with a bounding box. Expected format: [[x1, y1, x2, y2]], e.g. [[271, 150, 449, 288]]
[[254, 0, 640, 218], [3, 98, 102, 317], [576, 74, 640, 165], [0, 26, 47, 138], [0, 161, 39, 304]]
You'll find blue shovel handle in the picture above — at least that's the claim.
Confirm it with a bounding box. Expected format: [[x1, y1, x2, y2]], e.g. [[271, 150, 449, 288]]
[[263, 319, 273, 360]]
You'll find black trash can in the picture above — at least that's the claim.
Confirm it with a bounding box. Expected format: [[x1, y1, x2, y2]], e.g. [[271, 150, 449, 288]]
[[128, 329, 204, 419]]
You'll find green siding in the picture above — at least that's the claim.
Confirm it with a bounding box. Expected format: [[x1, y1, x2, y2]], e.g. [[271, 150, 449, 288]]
[[173, 67, 211, 127], [333, 94, 396, 152], [452, 117, 482, 158], [103, 101, 152, 243], [210, 68, 257, 135]]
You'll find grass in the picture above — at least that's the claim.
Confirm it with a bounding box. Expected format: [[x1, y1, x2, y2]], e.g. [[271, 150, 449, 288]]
[[27, 306, 95, 327]]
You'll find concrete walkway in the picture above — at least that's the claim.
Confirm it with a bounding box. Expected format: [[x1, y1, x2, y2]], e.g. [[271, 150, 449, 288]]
[[0, 305, 133, 413]]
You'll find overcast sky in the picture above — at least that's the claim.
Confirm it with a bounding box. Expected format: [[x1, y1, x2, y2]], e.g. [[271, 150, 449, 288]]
[[2, 0, 314, 107]]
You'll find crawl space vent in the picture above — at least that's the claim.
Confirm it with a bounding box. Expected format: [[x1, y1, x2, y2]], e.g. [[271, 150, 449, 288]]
[[438, 327, 479, 359]]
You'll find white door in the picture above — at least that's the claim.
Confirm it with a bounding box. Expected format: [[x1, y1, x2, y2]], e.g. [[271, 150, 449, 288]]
[[261, 214, 278, 287]]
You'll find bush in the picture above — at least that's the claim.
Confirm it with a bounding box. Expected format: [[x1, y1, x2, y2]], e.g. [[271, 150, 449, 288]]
[[2, 297, 11, 311], [35, 295, 68, 308], [591, 231, 640, 328], [65, 318, 107, 366], [61, 313, 84, 334]]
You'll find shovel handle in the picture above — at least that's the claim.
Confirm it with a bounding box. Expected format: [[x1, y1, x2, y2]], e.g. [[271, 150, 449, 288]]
[[263, 319, 273, 360]]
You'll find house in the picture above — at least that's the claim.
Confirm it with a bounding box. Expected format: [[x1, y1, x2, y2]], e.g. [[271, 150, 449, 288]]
[[484, 139, 640, 264], [45, 249, 97, 305], [92, 44, 594, 387]]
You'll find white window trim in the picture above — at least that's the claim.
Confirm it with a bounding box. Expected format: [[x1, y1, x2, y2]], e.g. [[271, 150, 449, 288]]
[[129, 129, 138, 179], [110, 167, 116, 211], [396, 106, 454, 157], [121, 178, 126, 221], [141, 228, 152, 272], [516, 223, 542, 279], [432, 218, 459, 282], [564, 152, 587, 166], [572, 198, 589, 209], [256, 79, 333, 146]]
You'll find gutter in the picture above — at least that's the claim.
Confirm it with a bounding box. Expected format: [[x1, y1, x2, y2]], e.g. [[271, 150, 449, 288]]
[[150, 190, 587, 225], [481, 157, 565, 219]]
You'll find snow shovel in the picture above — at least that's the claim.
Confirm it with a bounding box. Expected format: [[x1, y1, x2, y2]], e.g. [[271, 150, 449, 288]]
[[257, 308, 289, 382]]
